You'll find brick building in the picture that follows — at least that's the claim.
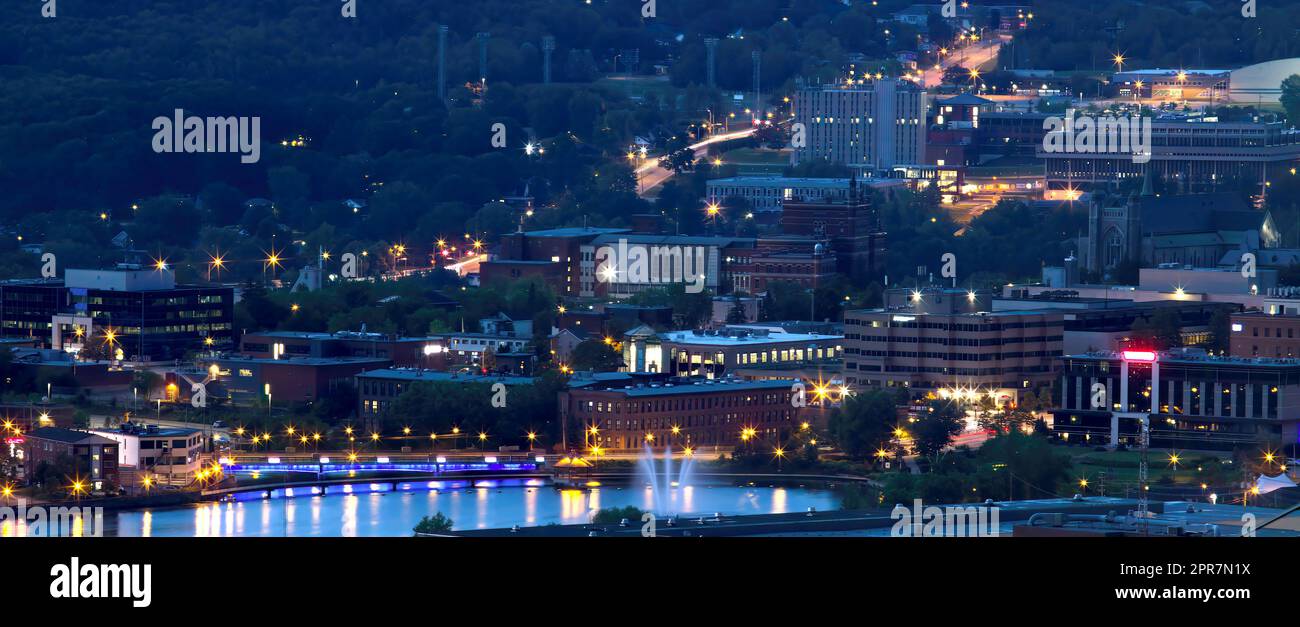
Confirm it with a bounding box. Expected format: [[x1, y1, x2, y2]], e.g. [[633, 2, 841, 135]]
[[22, 427, 120, 489], [558, 377, 805, 452], [1229, 312, 1300, 358]]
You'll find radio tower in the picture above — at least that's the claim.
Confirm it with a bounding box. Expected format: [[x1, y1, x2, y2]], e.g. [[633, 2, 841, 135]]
[[477, 32, 490, 90], [751, 50, 762, 121], [704, 38, 718, 88], [542, 36, 556, 84], [436, 25, 448, 102]]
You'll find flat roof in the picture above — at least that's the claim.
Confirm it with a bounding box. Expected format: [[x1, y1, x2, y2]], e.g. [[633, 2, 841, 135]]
[[707, 176, 900, 186], [356, 369, 535, 384], [521, 227, 630, 238], [658, 330, 842, 346], [1066, 350, 1300, 368], [591, 378, 799, 397], [216, 355, 393, 367], [94, 425, 202, 438]]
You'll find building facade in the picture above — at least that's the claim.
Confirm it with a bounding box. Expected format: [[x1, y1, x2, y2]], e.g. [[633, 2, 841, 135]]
[[1229, 312, 1300, 358], [842, 308, 1065, 402], [792, 80, 927, 174], [0, 267, 234, 361], [558, 377, 805, 451], [623, 325, 843, 379], [1054, 349, 1300, 450], [91, 424, 204, 485], [22, 427, 120, 490]]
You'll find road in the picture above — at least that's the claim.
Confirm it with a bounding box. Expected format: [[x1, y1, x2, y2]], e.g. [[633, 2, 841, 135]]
[[635, 127, 759, 197], [918, 35, 1006, 89]]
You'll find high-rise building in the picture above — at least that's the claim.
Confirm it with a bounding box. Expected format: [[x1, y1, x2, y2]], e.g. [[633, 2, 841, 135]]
[[792, 79, 927, 175]]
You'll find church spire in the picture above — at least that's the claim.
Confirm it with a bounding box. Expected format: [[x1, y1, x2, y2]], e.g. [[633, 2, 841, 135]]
[[1140, 164, 1155, 197]]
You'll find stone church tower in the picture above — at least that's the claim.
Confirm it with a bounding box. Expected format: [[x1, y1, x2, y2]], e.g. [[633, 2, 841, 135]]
[[1085, 168, 1153, 275]]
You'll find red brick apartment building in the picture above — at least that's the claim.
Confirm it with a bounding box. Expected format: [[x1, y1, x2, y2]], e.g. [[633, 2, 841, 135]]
[[559, 377, 805, 452]]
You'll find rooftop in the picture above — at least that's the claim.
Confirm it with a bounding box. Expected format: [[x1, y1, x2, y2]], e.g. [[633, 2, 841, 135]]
[[707, 176, 901, 187], [655, 327, 842, 345], [355, 368, 535, 385], [27, 427, 117, 445], [585, 377, 800, 397], [215, 355, 393, 367], [94, 424, 202, 438], [1067, 348, 1300, 368], [521, 227, 630, 238]]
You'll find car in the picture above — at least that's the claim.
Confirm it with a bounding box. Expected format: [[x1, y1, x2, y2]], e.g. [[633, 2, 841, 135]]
[[211, 420, 226, 429]]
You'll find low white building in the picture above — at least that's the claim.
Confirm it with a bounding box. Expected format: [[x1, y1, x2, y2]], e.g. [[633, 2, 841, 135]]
[[91, 423, 205, 485]]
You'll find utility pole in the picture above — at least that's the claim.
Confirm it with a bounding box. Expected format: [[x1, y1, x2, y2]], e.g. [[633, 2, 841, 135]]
[[705, 38, 718, 88], [542, 36, 556, 84], [436, 25, 448, 102], [477, 32, 490, 92]]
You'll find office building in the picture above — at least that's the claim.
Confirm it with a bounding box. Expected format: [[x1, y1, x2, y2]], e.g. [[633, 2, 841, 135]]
[[622, 324, 843, 379], [0, 266, 234, 361], [1054, 348, 1299, 450], [792, 79, 927, 175], [842, 308, 1065, 403]]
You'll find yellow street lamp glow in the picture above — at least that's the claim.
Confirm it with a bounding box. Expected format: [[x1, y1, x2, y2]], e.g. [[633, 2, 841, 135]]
[[345, 426, 354, 435], [683, 446, 694, 457], [874, 448, 889, 460], [527, 431, 537, 441], [286, 426, 296, 436], [645, 433, 654, 442], [370, 432, 380, 442], [347, 451, 358, 462], [1, 483, 13, 498], [800, 422, 810, 431], [1264, 451, 1276, 464], [1079, 478, 1089, 488], [403, 426, 412, 435], [234, 426, 245, 436], [671, 425, 681, 435], [773, 447, 785, 458], [478, 432, 488, 442]]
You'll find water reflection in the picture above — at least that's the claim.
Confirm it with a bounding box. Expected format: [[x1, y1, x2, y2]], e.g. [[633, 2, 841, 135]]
[[101, 482, 839, 537]]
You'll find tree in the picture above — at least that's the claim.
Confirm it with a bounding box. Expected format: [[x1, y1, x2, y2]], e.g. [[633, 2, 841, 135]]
[[726, 298, 749, 324], [974, 431, 1073, 501], [1206, 308, 1232, 355], [413, 513, 454, 535], [1281, 74, 1300, 127], [911, 401, 964, 462], [591, 505, 646, 525], [570, 340, 623, 372], [828, 390, 897, 459]]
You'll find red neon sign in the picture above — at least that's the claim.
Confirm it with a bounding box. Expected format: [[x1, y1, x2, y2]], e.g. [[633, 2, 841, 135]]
[[1122, 350, 1157, 362]]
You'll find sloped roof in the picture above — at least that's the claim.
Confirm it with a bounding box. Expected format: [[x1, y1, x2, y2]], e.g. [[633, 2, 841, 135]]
[[1138, 193, 1261, 236]]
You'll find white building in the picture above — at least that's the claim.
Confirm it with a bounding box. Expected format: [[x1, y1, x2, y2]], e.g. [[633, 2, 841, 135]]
[[792, 80, 927, 175]]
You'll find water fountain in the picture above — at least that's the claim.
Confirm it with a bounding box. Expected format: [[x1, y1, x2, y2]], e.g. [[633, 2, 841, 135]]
[[637, 444, 695, 515]]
